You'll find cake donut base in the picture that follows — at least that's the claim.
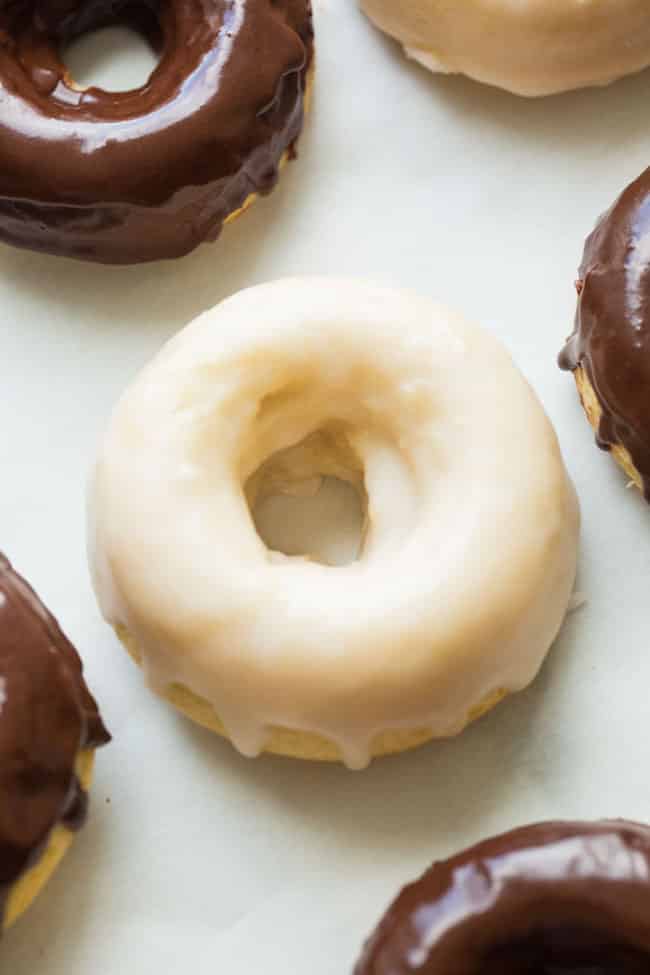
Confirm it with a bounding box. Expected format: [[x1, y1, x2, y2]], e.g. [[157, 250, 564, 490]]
[[573, 367, 643, 494], [4, 751, 95, 930], [117, 625, 506, 764]]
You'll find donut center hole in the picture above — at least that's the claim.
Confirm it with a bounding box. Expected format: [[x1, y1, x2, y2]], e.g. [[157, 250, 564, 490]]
[[63, 23, 160, 91], [484, 930, 650, 973], [246, 429, 367, 567]]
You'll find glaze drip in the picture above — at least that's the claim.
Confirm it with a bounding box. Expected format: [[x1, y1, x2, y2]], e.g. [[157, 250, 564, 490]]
[[0, 554, 110, 922]]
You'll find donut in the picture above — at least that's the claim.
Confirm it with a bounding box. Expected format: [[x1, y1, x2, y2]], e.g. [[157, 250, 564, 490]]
[[359, 0, 650, 97], [354, 820, 650, 973], [559, 169, 650, 501], [0, 0, 313, 263], [89, 277, 579, 770], [0, 554, 110, 929]]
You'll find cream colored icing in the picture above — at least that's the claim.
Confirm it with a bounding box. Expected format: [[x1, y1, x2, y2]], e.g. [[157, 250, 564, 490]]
[[361, 0, 650, 96], [89, 278, 579, 769]]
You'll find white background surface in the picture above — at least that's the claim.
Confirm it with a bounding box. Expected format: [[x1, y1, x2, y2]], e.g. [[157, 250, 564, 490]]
[[2, 1, 650, 969]]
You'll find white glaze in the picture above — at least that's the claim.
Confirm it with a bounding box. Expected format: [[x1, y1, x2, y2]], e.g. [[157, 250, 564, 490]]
[[361, 0, 650, 97], [89, 278, 579, 768]]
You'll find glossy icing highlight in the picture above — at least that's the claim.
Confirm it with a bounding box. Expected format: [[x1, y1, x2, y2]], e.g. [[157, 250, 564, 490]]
[[0, 0, 313, 262], [354, 820, 650, 974]]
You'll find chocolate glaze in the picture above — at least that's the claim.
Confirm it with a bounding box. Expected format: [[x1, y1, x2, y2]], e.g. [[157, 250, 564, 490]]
[[559, 168, 650, 500], [0, 553, 110, 923], [0, 0, 313, 263], [354, 820, 650, 974]]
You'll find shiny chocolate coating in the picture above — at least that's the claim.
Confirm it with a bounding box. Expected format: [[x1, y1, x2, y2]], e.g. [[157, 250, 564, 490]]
[[0, 0, 313, 263], [354, 820, 650, 974], [0, 554, 110, 922], [559, 168, 650, 499]]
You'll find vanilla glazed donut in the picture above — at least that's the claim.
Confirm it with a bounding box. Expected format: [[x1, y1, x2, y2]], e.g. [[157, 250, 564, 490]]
[[359, 0, 650, 97], [0, 0, 313, 263], [560, 169, 650, 500], [0, 554, 110, 929], [354, 820, 650, 973], [89, 278, 579, 770]]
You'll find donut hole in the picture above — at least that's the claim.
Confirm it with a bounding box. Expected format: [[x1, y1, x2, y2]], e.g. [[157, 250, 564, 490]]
[[63, 22, 161, 92], [246, 428, 368, 567], [484, 930, 650, 973]]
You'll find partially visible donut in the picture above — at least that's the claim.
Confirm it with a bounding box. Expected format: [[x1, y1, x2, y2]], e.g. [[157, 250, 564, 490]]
[[359, 0, 650, 97], [0, 554, 110, 929], [560, 168, 650, 501], [0, 0, 313, 263], [354, 820, 650, 973], [89, 277, 578, 770]]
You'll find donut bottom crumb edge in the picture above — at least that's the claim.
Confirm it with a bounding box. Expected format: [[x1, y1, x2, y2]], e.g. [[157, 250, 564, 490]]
[[573, 366, 644, 494], [3, 750, 94, 930], [116, 624, 508, 765]]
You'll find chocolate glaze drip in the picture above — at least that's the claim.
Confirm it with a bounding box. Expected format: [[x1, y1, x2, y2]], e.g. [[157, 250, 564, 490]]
[[0, 0, 313, 263], [559, 168, 650, 500], [354, 820, 650, 974], [0, 554, 110, 923]]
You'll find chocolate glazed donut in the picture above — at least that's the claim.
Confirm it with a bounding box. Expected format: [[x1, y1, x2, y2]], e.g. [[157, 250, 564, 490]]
[[0, 0, 313, 263], [560, 169, 650, 499], [354, 821, 650, 974], [0, 554, 110, 922]]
